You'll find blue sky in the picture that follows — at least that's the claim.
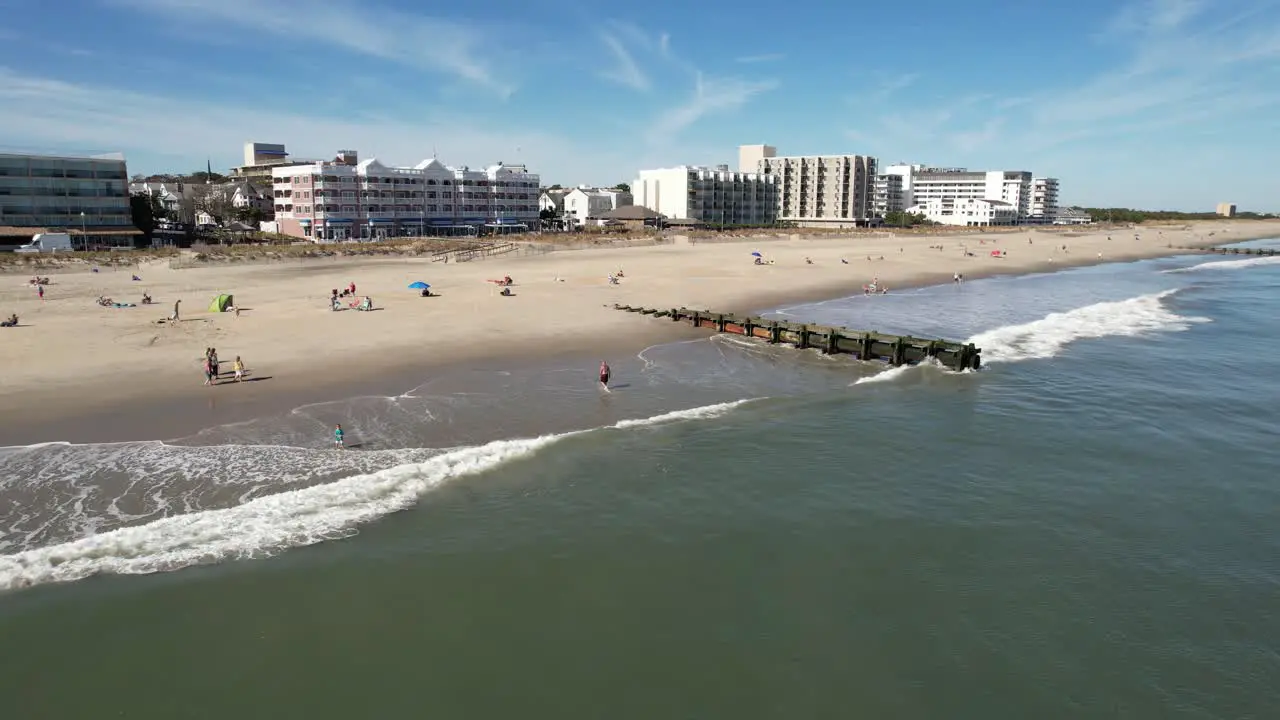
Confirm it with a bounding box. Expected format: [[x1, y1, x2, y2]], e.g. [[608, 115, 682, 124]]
[[0, 0, 1277, 211]]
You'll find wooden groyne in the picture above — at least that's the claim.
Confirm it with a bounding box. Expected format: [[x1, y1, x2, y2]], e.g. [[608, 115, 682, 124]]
[[1204, 246, 1277, 256], [614, 305, 982, 371]]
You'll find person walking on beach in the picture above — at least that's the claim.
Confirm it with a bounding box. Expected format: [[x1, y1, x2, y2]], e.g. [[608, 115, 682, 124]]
[[598, 361, 611, 389], [172, 299, 181, 321], [203, 356, 215, 386], [208, 348, 219, 378], [37, 284, 44, 301], [233, 356, 245, 382], [333, 424, 345, 448]]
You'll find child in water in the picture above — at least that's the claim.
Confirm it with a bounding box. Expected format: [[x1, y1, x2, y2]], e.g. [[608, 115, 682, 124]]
[[599, 361, 611, 388], [333, 424, 345, 448]]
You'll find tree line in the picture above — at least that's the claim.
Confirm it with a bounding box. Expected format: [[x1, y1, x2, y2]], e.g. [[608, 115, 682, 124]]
[[1082, 208, 1277, 223]]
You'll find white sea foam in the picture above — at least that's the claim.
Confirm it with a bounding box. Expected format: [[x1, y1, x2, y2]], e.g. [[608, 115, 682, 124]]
[[967, 289, 1210, 363], [851, 364, 916, 385], [0, 399, 754, 592], [1166, 255, 1280, 273]]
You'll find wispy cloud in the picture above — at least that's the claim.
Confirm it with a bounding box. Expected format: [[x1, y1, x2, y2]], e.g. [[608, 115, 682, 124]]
[[0, 68, 624, 183], [109, 0, 514, 96], [873, 72, 918, 98], [735, 53, 784, 64], [596, 20, 686, 90], [849, 0, 1280, 161], [595, 26, 778, 146], [646, 72, 777, 146], [599, 30, 650, 91]]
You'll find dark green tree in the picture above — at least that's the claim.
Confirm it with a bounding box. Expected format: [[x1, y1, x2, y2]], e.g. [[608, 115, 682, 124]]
[[129, 192, 164, 236]]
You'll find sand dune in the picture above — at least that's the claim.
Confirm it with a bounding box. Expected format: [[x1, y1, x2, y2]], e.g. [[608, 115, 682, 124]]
[[1, 220, 1274, 424]]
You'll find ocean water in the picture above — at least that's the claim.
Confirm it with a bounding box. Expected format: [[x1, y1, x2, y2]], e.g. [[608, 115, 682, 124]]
[[2, 241, 1279, 718]]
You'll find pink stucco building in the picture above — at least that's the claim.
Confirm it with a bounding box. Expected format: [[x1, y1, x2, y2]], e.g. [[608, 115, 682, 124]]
[[272, 150, 540, 240]]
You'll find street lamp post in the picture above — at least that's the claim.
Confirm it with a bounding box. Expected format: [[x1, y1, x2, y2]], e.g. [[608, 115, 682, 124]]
[[79, 211, 86, 251]]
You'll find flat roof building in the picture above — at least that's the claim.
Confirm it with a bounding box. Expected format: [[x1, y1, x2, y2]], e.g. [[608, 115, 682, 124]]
[[0, 151, 140, 248], [738, 145, 878, 227], [633, 165, 779, 226]]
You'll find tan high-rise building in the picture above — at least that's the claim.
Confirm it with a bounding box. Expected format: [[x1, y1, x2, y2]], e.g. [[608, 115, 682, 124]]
[[1216, 202, 1237, 217], [740, 145, 877, 227]]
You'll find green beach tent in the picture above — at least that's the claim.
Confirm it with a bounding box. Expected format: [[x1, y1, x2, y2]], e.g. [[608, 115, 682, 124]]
[[208, 294, 233, 312]]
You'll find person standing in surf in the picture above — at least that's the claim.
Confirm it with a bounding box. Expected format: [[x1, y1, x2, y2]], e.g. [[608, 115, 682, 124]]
[[599, 361, 611, 389], [333, 424, 345, 448]]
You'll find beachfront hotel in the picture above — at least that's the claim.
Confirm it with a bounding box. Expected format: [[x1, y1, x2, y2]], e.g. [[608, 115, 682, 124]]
[[632, 165, 779, 226], [880, 164, 1061, 223], [738, 145, 878, 228], [0, 151, 140, 250], [271, 151, 540, 240]]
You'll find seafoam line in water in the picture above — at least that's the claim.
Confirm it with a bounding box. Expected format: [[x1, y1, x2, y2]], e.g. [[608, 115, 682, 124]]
[[0, 399, 758, 593], [966, 288, 1211, 364], [1164, 255, 1280, 274], [850, 364, 916, 386]]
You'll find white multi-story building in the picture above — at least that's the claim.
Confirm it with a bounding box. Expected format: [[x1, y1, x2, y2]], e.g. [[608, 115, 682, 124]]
[[881, 164, 1062, 223], [1029, 177, 1059, 222], [738, 145, 877, 227], [872, 174, 906, 216], [905, 197, 1018, 227], [272, 151, 540, 240], [633, 165, 779, 225]]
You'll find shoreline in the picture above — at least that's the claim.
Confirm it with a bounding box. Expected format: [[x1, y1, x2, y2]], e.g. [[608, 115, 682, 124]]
[[1, 220, 1275, 445]]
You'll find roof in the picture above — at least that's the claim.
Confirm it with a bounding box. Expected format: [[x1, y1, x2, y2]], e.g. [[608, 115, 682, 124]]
[[413, 158, 447, 172], [0, 225, 142, 236], [599, 205, 663, 220]]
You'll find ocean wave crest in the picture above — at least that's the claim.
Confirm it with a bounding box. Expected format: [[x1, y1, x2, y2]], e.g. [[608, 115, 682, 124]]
[[966, 289, 1210, 363], [0, 400, 755, 593]]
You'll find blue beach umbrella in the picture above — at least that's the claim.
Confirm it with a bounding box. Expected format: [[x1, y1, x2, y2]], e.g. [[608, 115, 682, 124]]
[[750, 251, 762, 257], [407, 281, 430, 290]]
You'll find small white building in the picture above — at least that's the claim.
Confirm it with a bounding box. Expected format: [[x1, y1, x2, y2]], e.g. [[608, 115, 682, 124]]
[[1053, 207, 1093, 225], [633, 166, 778, 225], [906, 198, 1018, 227], [563, 188, 613, 226], [562, 187, 634, 226], [539, 188, 569, 214], [227, 181, 272, 212]]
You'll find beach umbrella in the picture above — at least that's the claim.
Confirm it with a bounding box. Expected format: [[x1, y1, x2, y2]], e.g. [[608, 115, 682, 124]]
[[407, 281, 430, 290], [750, 251, 762, 257]]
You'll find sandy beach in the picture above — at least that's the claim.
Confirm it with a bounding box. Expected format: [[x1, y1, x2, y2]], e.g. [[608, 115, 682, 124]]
[[1, 219, 1275, 437]]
